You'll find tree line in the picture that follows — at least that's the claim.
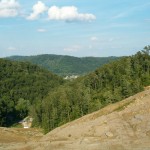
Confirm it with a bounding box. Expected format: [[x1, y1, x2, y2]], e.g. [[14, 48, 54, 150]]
[[31, 46, 150, 133]]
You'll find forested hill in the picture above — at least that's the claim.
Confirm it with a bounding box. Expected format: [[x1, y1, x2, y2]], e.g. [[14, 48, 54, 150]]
[[0, 59, 64, 126], [7, 55, 119, 76], [1, 46, 150, 133], [31, 46, 150, 133]]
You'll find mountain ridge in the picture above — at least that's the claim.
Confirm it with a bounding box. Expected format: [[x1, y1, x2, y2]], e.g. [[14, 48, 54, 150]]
[[6, 54, 119, 76]]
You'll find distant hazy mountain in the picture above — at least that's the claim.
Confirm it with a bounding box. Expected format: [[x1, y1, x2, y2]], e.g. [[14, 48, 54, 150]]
[[7, 54, 119, 76]]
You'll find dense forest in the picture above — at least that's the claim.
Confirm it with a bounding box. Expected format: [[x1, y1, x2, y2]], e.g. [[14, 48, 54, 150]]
[[1, 46, 150, 134], [31, 46, 150, 133], [0, 59, 64, 126], [7, 55, 119, 76]]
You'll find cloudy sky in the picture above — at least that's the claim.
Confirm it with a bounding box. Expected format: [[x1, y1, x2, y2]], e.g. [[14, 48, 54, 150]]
[[0, 0, 150, 57]]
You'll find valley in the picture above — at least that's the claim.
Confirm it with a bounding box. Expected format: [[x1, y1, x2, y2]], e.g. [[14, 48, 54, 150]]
[[0, 46, 150, 149], [0, 1, 149, 149]]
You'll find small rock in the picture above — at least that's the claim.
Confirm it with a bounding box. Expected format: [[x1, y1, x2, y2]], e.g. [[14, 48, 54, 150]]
[[146, 130, 150, 137], [105, 131, 113, 137], [134, 114, 143, 121], [103, 121, 107, 124]]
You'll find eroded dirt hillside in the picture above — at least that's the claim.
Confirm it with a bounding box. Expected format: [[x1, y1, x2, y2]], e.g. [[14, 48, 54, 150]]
[[1, 88, 150, 150], [0, 128, 43, 150]]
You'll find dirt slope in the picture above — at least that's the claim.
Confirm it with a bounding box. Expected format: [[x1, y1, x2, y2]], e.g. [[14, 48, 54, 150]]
[[0, 128, 43, 150], [1, 88, 150, 150]]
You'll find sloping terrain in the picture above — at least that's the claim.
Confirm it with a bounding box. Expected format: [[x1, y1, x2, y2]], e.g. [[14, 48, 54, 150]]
[[32, 87, 150, 150], [0, 128, 43, 150], [28, 50, 150, 133], [7, 55, 119, 76], [1, 88, 150, 150], [0, 58, 63, 126]]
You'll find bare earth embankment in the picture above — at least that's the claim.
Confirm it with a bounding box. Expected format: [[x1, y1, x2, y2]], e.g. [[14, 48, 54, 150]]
[[0, 128, 43, 150], [1, 88, 150, 150]]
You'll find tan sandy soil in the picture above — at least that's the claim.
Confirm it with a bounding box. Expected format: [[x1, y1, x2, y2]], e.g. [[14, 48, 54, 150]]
[[1, 88, 150, 150], [0, 128, 43, 150]]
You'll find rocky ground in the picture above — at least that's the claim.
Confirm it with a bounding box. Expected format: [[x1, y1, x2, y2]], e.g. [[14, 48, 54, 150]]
[[1, 88, 150, 150], [0, 128, 43, 150]]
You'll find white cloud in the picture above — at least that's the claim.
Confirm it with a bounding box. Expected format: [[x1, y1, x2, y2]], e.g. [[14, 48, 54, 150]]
[[37, 28, 46, 32], [109, 38, 115, 42], [90, 36, 98, 41], [145, 19, 150, 22], [27, 1, 47, 20], [112, 3, 150, 20], [48, 6, 96, 22], [0, 0, 20, 17], [8, 46, 17, 50], [64, 45, 82, 52], [112, 12, 127, 19], [88, 45, 93, 49], [110, 23, 135, 28]]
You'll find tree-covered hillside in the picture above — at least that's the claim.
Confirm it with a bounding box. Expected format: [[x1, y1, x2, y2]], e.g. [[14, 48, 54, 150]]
[[0, 59, 64, 126], [1, 46, 150, 134], [31, 46, 150, 133], [7, 55, 119, 76]]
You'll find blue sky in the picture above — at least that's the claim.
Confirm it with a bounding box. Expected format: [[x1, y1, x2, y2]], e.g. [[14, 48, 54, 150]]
[[0, 0, 150, 57]]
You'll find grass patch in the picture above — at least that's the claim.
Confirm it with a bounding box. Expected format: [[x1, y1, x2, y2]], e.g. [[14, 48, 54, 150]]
[[114, 101, 133, 112], [11, 123, 23, 128]]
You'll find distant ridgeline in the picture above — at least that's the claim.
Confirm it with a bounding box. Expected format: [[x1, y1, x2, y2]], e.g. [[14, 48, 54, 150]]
[[30, 46, 150, 133], [7, 55, 119, 76], [0, 59, 64, 126]]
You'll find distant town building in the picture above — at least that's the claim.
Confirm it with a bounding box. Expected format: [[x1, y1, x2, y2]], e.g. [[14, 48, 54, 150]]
[[19, 117, 33, 128], [64, 75, 79, 80]]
